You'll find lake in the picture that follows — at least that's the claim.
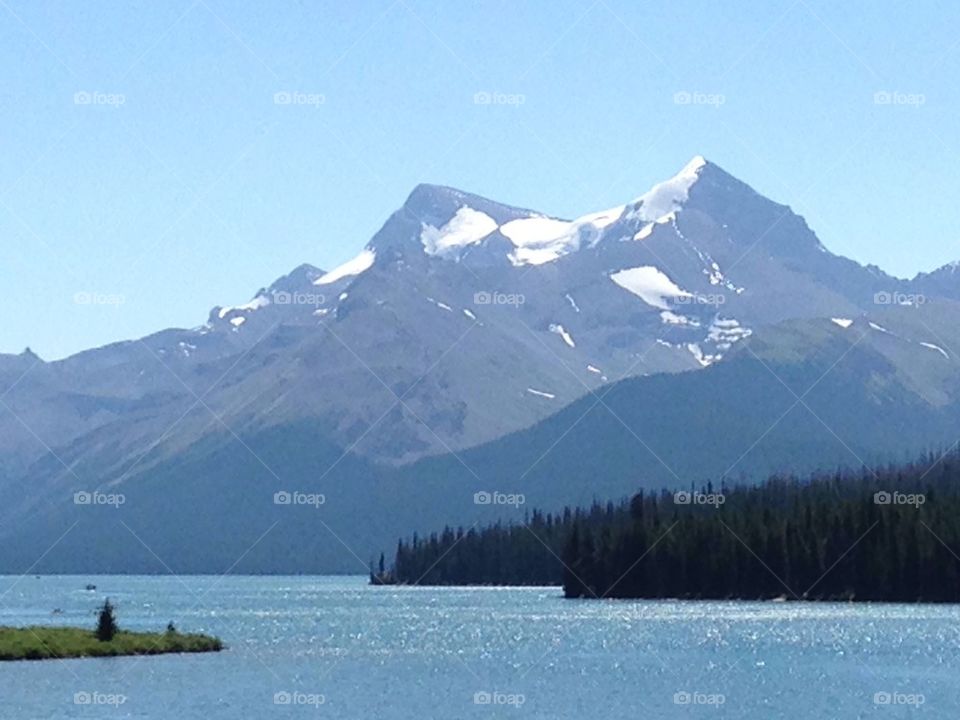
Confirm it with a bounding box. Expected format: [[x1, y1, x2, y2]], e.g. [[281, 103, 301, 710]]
[[0, 575, 953, 718]]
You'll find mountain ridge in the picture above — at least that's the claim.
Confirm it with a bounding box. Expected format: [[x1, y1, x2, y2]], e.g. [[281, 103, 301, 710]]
[[2, 155, 954, 369], [4, 156, 960, 572]]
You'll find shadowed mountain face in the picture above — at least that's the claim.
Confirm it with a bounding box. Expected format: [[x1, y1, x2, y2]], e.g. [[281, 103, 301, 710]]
[[2, 158, 960, 572]]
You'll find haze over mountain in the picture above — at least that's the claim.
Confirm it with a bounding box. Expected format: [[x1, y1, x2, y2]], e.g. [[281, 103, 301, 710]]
[[3, 157, 960, 572]]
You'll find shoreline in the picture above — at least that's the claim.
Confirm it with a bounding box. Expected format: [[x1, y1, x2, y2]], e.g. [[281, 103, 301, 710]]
[[371, 583, 960, 604]]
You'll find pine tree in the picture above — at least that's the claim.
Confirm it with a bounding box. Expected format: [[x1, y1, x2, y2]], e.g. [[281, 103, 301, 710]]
[[95, 599, 118, 642]]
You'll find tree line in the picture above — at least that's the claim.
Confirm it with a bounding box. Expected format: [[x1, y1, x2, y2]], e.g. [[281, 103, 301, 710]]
[[375, 449, 960, 602], [373, 504, 622, 586]]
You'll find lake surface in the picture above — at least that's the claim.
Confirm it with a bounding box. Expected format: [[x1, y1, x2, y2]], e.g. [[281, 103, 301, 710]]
[[0, 575, 954, 718]]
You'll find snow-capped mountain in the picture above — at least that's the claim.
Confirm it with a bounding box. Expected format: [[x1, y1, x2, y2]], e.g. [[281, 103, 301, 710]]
[[193, 153, 952, 436], [4, 156, 960, 572], [0, 157, 953, 469]]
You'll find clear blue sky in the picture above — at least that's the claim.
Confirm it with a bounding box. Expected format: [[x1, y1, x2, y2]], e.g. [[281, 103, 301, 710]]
[[2, 0, 958, 359]]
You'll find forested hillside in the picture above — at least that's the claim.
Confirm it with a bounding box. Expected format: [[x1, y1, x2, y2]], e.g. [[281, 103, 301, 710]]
[[379, 449, 960, 602]]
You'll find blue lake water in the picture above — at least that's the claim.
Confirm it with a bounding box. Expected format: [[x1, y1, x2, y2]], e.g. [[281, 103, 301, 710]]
[[0, 575, 954, 718]]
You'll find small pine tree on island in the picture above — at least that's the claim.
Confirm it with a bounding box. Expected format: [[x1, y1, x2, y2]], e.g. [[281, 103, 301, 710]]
[[95, 598, 119, 642]]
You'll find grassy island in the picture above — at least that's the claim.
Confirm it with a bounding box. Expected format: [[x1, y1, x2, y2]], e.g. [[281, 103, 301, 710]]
[[0, 626, 223, 661], [0, 599, 223, 661]]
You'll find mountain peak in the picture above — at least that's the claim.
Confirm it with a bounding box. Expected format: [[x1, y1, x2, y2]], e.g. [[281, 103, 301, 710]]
[[397, 157, 723, 266], [682, 154, 708, 173], [402, 183, 538, 228], [269, 263, 325, 292], [624, 155, 710, 223], [375, 156, 818, 269], [924, 259, 960, 276], [403, 183, 468, 209], [403, 157, 717, 239]]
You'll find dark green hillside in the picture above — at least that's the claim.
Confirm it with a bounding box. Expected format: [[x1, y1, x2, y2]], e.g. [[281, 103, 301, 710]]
[[4, 311, 960, 574], [383, 450, 960, 602]]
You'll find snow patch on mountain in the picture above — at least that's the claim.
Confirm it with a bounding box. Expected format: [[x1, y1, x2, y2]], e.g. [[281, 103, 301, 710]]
[[412, 158, 706, 267], [703, 260, 745, 294], [578, 206, 625, 230], [502, 205, 623, 266], [920, 341, 949, 358], [686, 342, 719, 367], [660, 310, 700, 327], [610, 266, 691, 309], [498, 216, 570, 244], [634, 222, 655, 241], [549, 323, 576, 348], [420, 207, 498, 257], [501, 217, 579, 266], [626, 156, 706, 223], [425, 297, 453, 312], [526, 387, 556, 399], [315, 249, 376, 285], [706, 317, 752, 352], [633, 212, 679, 242], [218, 294, 270, 319]]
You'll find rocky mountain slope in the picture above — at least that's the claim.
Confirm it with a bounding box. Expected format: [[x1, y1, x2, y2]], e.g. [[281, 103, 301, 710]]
[[2, 156, 959, 571]]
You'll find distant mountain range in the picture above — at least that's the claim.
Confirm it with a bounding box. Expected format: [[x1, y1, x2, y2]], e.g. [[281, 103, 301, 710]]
[[3, 156, 960, 573]]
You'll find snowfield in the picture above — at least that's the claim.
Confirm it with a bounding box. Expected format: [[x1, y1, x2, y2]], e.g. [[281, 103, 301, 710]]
[[549, 324, 576, 348], [626, 155, 706, 222], [420, 207, 498, 257], [610, 266, 692, 309], [315, 249, 376, 285]]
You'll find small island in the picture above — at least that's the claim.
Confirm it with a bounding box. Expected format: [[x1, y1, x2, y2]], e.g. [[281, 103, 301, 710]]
[[0, 599, 223, 661]]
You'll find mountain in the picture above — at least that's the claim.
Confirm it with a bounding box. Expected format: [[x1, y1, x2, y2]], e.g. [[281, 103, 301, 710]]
[[2, 156, 960, 572]]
